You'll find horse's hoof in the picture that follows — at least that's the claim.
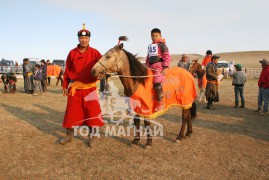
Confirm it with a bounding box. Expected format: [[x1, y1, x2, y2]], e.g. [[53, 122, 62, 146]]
[[131, 139, 140, 145], [145, 145, 151, 149], [176, 136, 183, 143], [185, 134, 191, 138]]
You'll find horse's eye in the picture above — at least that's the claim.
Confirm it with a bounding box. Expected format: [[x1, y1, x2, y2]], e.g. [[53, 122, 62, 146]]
[[106, 55, 111, 59]]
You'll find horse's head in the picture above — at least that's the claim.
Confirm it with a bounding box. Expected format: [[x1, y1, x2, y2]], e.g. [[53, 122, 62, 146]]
[[91, 36, 128, 78], [189, 60, 199, 74], [189, 60, 205, 78]]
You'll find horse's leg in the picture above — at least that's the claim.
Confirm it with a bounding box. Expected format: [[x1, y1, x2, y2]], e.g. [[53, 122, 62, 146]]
[[144, 119, 152, 147], [132, 115, 140, 145], [185, 109, 193, 137], [176, 109, 188, 142]]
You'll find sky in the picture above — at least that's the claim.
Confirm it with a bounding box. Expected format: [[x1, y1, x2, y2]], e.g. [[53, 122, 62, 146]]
[[0, 0, 269, 63]]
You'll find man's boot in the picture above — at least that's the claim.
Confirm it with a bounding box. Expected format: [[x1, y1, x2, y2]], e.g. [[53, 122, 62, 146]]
[[60, 128, 74, 145], [206, 102, 212, 110], [154, 83, 164, 112], [240, 100, 245, 108], [88, 127, 97, 147], [234, 101, 239, 108]]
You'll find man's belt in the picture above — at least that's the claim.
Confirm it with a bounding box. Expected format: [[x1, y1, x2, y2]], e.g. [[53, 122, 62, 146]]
[[69, 81, 96, 96], [207, 80, 218, 85]]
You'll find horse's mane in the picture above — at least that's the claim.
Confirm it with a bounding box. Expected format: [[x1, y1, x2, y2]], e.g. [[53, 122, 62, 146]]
[[122, 49, 147, 85]]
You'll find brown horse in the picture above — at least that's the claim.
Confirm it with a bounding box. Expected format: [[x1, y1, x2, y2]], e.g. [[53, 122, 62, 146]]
[[189, 60, 207, 102], [91, 38, 197, 148]]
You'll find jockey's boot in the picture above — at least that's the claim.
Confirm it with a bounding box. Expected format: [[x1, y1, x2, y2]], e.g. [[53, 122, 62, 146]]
[[60, 128, 74, 145], [234, 101, 239, 108], [155, 101, 164, 112], [240, 100, 245, 108], [154, 83, 164, 112]]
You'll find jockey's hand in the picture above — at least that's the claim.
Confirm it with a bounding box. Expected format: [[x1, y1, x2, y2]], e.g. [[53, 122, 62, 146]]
[[161, 68, 167, 75], [62, 88, 68, 96]]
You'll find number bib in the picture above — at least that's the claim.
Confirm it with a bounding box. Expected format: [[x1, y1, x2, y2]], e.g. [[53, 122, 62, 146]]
[[148, 44, 158, 57]]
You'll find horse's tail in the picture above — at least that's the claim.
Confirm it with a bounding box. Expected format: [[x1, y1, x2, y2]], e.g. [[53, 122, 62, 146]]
[[190, 101, 197, 121]]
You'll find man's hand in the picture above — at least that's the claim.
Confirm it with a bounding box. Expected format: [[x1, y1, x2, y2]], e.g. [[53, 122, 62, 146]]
[[62, 88, 68, 96]]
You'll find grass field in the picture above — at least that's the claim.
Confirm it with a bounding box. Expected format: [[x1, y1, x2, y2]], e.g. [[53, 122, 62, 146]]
[[0, 76, 268, 179]]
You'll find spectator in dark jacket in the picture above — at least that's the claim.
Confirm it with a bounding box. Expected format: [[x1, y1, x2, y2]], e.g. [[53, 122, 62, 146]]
[[257, 59, 269, 114], [40, 59, 47, 92], [33, 64, 43, 96]]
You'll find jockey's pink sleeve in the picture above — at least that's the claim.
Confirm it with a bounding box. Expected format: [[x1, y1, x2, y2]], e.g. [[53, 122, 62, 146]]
[[161, 51, 171, 67]]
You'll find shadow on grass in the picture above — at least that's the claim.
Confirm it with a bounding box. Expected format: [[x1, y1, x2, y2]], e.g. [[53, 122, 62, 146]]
[[163, 102, 269, 141], [0, 103, 87, 144]]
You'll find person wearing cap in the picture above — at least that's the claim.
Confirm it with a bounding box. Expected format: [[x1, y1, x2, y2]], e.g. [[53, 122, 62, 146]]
[[178, 54, 191, 70], [22, 58, 35, 94], [229, 64, 247, 108], [257, 59, 269, 114], [205, 55, 220, 109], [40, 59, 47, 92], [60, 23, 104, 146]]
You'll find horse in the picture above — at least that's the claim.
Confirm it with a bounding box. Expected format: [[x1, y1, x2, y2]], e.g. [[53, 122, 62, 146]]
[[189, 60, 207, 103], [91, 37, 197, 148]]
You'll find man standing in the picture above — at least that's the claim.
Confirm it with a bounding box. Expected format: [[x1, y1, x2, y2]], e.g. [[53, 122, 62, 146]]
[[46, 60, 51, 85], [22, 58, 35, 94], [205, 55, 220, 110], [60, 23, 104, 147], [40, 59, 47, 92], [229, 64, 247, 108], [257, 59, 269, 114], [178, 54, 191, 70]]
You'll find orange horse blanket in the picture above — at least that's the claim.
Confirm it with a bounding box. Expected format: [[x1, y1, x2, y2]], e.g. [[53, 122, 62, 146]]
[[129, 67, 197, 118], [46, 65, 62, 77]]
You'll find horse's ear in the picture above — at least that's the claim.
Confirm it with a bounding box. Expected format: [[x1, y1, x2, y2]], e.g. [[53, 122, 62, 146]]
[[116, 43, 124, 51]]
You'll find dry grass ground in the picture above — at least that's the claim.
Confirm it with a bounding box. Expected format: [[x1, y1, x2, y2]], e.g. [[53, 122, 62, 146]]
[[0, 76, 268, 179]]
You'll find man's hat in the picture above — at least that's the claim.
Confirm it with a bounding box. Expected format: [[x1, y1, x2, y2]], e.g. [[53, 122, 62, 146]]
[[259, 58, 269, 65], [78, 23, 91, 37], [40, 59, 45, 63], [211, 55, 220, 60], [234, 64, 242, 69], [206, 50, 212, 55]]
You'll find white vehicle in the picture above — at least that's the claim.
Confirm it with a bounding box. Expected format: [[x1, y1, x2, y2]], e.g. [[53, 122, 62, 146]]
[[217, 60, 234, 78]]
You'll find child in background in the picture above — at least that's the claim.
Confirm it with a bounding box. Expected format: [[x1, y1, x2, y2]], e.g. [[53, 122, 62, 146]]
[[8, 72, 17, 93], [229, 64, 247, 108], [145, 28, 171, 112], [1, 74, 8, 93], [33, 64, 43, 96]]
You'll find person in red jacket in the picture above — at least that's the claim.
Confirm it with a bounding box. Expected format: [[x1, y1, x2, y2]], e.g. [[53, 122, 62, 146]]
[[202, 50, 213, 69], [60, 23, 104, 146], [145, 28, 171, 112], [257, 59, 269, 114]]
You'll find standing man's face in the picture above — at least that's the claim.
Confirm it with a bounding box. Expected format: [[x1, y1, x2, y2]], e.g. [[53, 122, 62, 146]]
[[182, 56, 188, 62], [206, 54, 212, 58], [261, 64, 267, 69], [79, 36, 90, 48]]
